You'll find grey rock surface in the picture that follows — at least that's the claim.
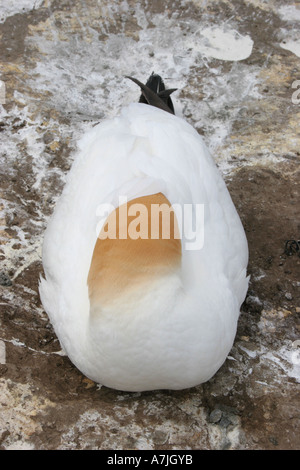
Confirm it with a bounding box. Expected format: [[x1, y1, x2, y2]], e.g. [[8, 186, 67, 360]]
[[0, 0, 299, 450]]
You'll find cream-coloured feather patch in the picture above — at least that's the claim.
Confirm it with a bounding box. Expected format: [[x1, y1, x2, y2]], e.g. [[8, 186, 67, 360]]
[[87, 193, 182, 307]]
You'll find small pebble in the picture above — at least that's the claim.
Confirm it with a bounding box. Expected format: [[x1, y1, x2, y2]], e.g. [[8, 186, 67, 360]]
[[0, 272, 12, 287], [285, 292, 293, 301], [269, 436, 278, 446], [209, 409, 223, 424]]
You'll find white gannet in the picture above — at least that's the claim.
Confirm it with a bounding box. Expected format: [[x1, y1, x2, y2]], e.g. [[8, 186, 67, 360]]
[[39, 73, 249, 391]]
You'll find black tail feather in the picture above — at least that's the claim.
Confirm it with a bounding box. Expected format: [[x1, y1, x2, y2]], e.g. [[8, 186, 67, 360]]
[[143, 72, 166, 95], [126, 73, 176, 114]]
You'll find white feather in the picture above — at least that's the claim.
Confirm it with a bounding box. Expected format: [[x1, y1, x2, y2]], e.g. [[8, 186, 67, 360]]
[[39, 103, 249, 391]]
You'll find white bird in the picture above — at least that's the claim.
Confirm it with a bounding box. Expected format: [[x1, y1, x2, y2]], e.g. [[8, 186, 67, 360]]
[[39, 73, 249, 392]]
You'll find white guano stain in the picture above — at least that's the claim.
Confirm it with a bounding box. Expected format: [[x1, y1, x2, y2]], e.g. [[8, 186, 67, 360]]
[[194, 26, 254, 61], [278, 5, 300, 22], [0, 0, 44, 23], [280, 38, 300, 58]]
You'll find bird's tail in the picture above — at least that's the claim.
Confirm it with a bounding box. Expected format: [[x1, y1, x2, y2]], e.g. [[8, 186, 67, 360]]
[[141, 72, 166, 96], [126, 72, 176, 114]]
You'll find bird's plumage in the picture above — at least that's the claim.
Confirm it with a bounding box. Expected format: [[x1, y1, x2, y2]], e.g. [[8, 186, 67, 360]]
[[39, 75, 249, 391]]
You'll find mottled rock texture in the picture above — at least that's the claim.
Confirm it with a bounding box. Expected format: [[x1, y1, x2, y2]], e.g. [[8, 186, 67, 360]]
[[0, 0, 299, 450]]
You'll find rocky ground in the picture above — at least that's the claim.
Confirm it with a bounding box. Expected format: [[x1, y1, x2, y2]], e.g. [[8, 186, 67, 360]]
[[0, 0, 299, 450]]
